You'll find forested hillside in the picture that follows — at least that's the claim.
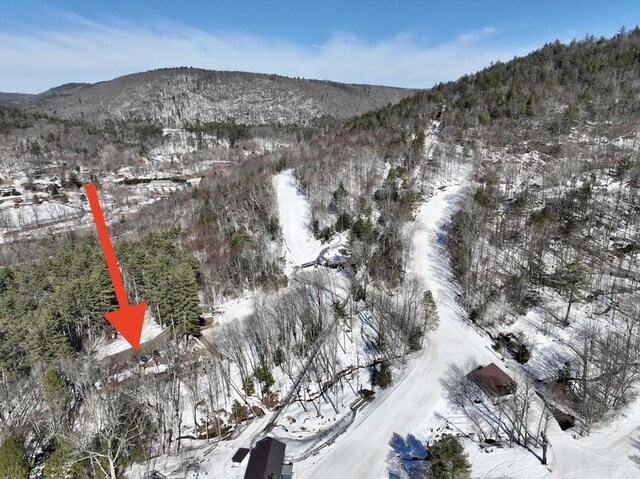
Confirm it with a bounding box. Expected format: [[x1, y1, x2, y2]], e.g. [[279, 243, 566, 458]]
[[0, 29, 638, 479], [3, 68, 415, 127], [341, 29, 639, 430], [0, 104, 143, 172], [348, 29, 639, 139], [0, 230, 201, 374]]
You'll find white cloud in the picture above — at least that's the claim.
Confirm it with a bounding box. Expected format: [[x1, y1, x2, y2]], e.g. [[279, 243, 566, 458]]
[[456, 25, 497, 43], [0, 17, 535, 93]]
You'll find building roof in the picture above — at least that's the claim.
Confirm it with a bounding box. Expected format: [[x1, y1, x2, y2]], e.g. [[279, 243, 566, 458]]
[[360, 388, 375, 398], [244, 437, 286, 479], [468, 363, 516, 399], [232, 448, 250, 463]]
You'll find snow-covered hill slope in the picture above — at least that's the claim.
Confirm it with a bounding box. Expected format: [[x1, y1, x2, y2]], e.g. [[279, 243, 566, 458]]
[[274, 169, 325, 273], [296, 182, 640, 478], [296, 184, 498, 477], [13, 69, 416, 126]]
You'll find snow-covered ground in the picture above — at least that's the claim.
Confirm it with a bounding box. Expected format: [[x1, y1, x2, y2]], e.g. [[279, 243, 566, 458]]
[[128, 416, 271, 479], [273, 170, 325, 274], [121, 167, 639, 478], [296, 184, 503, 478], [0, 201, 82, 242], [294, 183, 640, 478], [0, 200, 80, 226], [202, 295, 256, 331], [544, 400, 640, 479], [94, 311, 166, 359]]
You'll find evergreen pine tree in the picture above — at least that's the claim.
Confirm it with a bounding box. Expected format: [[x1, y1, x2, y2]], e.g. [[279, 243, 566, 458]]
[[173, 263, 202, 337], [549, 259, 590, 325], [0, 433, 29, 479], [429, 436, 471, 479]]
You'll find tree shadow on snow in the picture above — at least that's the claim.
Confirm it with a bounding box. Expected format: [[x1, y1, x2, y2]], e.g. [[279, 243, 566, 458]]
[[389, 432, 427, 460], [387, 432, 429, 479], [436, 222, 450, 246]]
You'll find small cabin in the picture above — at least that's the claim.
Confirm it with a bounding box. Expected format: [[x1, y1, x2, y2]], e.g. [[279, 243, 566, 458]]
[[468, 363, 516, 404]]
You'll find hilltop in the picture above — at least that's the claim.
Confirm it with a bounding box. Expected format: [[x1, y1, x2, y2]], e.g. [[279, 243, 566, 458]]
[[0, 68, 417, 126]]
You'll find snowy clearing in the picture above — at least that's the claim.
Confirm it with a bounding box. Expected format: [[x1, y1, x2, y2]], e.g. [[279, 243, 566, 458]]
[[94, 312, 166, 359], [274, 170, 325, 273]]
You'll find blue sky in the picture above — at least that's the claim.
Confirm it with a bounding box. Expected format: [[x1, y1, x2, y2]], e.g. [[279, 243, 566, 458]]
[[0, 0, 638, 93]]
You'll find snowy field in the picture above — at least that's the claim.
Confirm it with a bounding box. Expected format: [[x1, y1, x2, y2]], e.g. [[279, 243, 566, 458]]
[[0, 200, 82, 242]]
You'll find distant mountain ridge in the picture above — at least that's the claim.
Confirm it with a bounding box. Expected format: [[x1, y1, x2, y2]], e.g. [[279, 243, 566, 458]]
[[0, 68, 417, 126]]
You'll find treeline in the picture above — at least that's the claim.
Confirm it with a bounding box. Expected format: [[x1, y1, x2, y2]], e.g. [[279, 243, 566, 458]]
[[0, 104, 96, 134], [186, 159, 287, 298], [217, 271, 438, 408], [0, 229, 201, 374], [0, 103, 146, 174], [347, 28, 640, 141], [287, 128, 432, 291], [105, 151, 287, 300], [184, 119, 250, 146], [184, 117, 338, 146]]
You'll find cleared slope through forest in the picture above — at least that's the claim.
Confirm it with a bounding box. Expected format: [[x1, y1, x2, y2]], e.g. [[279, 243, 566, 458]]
[[298, 184, 499, 478], [274, 169, 324, 273]]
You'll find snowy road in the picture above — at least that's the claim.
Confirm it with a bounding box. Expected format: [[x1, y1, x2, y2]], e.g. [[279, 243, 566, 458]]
[[546, 403, 640, 479], [298, 185, 499, 478]]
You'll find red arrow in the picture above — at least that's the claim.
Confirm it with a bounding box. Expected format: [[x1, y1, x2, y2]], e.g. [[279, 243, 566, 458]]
[[84, 183, 146, 351]]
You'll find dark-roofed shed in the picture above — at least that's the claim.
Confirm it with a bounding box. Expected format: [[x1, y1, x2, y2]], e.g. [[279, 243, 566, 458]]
[[360, 388, 375, 398], [232, 448, 250, 466]]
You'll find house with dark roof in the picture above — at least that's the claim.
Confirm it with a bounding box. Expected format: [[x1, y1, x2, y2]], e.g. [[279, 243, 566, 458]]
[[243, 436, 288, 479], [468, 362, 516, 404]]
